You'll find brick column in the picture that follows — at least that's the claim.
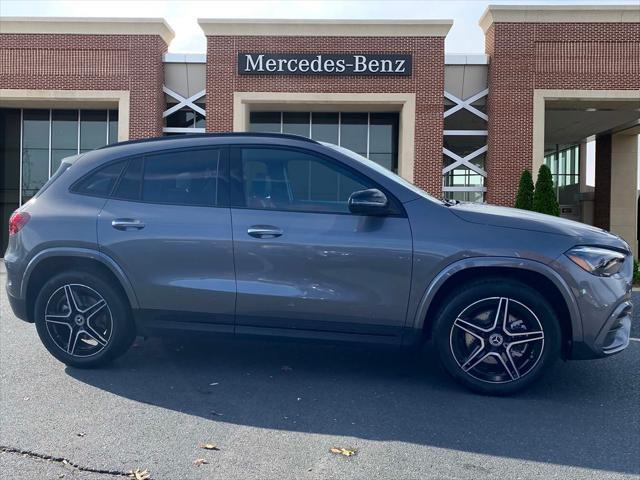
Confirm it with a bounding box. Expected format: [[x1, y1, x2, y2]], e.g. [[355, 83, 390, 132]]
[[593, 134, 612, 230]]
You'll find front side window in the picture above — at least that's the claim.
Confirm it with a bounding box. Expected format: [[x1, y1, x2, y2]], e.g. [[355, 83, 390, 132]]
[[235, 147, 372, 214], [142, 149, 220, 206]]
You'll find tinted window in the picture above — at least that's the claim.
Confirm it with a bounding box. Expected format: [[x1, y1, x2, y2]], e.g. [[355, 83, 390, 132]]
[[74, 160, 126, 197], [142, 149, 220, 206], [113, 156, 143, 200], [238, 148, 371, 214]]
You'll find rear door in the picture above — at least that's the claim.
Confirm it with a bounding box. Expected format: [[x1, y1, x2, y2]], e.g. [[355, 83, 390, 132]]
[[97, 147, 235, 331], [230, 146, 413, 342]]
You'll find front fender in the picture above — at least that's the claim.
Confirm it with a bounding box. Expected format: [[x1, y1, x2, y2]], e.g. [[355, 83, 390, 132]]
[[411, 256, 583, 342], [20, 247, 140, 309]]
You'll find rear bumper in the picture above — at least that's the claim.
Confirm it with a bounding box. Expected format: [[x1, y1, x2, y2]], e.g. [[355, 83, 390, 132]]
[[6, 287, 30, 322]]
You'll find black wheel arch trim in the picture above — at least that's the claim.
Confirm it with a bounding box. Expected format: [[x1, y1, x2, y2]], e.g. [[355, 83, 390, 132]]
[[20, 247, 140, 310], [410, 256, 583, 343]]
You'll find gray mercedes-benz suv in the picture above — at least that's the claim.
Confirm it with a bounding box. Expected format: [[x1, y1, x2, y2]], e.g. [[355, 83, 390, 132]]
[[4, 133, 633, 395]]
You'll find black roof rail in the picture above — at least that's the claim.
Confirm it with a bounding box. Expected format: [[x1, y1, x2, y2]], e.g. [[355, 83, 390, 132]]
[[99, 132, 320, 149]]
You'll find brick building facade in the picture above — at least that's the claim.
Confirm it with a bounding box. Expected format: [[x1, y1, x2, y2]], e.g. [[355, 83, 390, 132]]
[[482, 9, 640, 205], [0, 6, 639, 254], [204, 31, 446, 195]]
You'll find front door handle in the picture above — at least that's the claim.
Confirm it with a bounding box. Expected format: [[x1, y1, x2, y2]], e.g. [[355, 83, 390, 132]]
[[112, 219, 145, 231], [247, 225, 283, 238]]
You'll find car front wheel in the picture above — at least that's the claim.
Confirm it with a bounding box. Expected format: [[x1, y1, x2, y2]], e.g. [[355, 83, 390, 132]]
[[34, 270, 135, 368], [433, 278, 561, 395]]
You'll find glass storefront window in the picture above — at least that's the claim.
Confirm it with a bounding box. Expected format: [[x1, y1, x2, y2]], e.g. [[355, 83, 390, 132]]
[[108, 110, 118, 145], [311, 112, 339, 144], [80, 110, 108, 153], [52, 110, 79, 173], [22, 110, 50, 203], [544, 144, 580, 199], [5, 108, 116, 205], [283, 112, 310, 136], [1, 109, 21, 252], [250, 111, 399, 172], [369, 113, 398, 172], [340, 113, 368, 156]]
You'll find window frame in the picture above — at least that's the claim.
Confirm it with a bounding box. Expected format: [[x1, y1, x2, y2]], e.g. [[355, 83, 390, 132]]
[[70, 146, 230, 208], [229, 145, 405, 217]]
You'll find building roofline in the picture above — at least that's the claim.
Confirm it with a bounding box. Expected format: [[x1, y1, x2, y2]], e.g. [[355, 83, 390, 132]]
[[445, 54, 489, 65], [197, 18, 453, 37], [0, 16, 175, 45], [479, 5, 640, 32], [163, 53, 207, 64]]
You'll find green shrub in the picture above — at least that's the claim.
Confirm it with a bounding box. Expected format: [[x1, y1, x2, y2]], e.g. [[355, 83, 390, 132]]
[[634, 260, 639, 285], [533, 164, 560, 216], [515, 170, 534, 210]]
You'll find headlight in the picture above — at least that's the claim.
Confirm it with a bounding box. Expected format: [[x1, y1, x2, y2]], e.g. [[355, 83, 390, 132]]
[[565, 246, 626, 277]]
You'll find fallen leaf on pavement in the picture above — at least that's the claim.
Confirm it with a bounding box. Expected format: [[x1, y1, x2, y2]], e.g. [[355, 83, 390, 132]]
[[330, 447, 356, 457], [128, 469, 151, 480], [199, 443, 220, 451], [194, 458, 209, 466]]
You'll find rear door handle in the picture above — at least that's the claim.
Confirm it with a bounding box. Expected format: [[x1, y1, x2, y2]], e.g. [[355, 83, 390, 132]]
[[112, 219, 145, 231], [247, 225, 283, 238]]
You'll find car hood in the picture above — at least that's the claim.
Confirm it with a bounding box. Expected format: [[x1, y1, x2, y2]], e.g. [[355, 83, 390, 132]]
[[450, 202, 629, 250]]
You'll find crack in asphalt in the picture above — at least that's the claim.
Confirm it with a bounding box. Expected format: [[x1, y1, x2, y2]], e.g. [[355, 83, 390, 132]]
[[0, 445, 141, 478]]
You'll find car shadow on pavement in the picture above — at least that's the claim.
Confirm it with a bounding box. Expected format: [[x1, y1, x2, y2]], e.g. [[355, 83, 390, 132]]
[[66, 333, 639, 475]]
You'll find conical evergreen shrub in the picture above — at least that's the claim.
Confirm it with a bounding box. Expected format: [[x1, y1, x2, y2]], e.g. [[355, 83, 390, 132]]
[[514, 169, 534, 210], [532, 164, 560, 216]]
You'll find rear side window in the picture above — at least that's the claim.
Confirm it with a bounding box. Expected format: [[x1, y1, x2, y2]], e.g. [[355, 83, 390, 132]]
[[142, 149, 220, 206], [73, 160, 126, 197], [113, 156, 143, 200]]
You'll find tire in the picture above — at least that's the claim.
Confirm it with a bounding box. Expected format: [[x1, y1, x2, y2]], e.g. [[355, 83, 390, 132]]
[[34, 270, 135, 368], [433, 278, 561, 395]]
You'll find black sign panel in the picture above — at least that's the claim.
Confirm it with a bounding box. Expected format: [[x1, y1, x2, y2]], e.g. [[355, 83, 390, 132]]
[[238, 53, 412, 76]]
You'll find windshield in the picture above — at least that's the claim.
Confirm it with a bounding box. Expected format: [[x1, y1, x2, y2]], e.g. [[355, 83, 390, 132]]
[[321, 142, 443, 204]]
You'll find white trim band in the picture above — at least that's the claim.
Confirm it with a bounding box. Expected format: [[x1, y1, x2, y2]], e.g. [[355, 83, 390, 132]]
[[198, 18, 453, 37]]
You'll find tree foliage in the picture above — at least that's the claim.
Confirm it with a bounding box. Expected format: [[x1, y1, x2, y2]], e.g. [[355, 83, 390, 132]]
[[532, 164, 560, 216], [514, 169, 534, 210]]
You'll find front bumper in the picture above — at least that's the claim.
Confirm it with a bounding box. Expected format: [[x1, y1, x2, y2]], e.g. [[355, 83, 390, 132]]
[[553, 254, 633, 360], [595, 301, 632, 355]]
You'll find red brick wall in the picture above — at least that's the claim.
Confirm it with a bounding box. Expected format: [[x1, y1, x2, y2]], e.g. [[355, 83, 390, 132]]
[[205, 35, 445, 196], [485, 22, 640, 206], [0, 34, 167, 139], [594, 133, 612, 230]]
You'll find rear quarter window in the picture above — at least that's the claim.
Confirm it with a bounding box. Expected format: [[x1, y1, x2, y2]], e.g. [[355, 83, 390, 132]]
[[72, 160, 126, 197]]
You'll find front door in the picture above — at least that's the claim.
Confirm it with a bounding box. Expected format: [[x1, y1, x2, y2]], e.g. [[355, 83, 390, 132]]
[[97, 147, 235, 331], [230, 146, 412, 342]]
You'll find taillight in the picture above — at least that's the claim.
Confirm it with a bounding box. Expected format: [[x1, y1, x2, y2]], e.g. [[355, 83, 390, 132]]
[[8, 211, 30, 236]]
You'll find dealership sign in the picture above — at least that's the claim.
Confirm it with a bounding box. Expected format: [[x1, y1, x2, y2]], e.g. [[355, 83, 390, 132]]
[[238, 53, 412, 76]]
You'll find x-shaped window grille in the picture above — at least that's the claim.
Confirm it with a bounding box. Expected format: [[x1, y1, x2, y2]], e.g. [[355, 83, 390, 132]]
[[443, 89, 489, 181], [163, 86, 206, 118]]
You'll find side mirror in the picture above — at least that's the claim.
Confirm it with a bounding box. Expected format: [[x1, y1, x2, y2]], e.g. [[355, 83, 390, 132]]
[[348, 188, 389, 216]]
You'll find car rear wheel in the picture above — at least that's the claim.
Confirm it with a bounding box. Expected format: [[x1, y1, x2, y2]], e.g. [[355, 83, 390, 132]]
[[433, 278, 561, 395], [34, 271, 135, 368]]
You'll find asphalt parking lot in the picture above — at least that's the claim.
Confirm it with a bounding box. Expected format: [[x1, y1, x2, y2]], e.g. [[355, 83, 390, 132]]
[[1, 268, 639, 480]]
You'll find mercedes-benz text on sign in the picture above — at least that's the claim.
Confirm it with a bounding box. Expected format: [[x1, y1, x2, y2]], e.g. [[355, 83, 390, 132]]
[[238, 53, 412, 76]]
